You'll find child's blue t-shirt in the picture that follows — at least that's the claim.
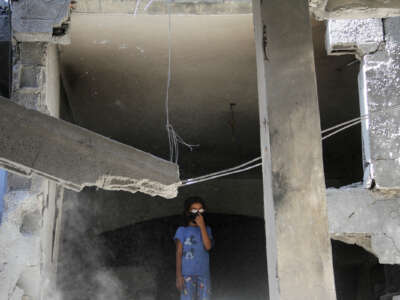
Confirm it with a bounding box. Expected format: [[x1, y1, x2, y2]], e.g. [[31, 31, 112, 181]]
[[174, 225, 213, 277]]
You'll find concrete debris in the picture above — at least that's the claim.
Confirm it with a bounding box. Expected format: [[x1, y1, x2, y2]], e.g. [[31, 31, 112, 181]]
[[0, 191, 42, 300]]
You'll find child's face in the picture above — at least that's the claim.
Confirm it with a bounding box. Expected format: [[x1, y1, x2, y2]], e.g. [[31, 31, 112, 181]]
[[189, 202, 204, 214]]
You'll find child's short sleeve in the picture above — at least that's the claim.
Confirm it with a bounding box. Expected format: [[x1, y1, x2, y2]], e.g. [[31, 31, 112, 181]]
[[174, 226, 184, 244]]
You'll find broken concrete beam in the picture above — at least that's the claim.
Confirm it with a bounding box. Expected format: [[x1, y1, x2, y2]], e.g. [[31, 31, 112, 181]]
[[327, 185, 400, 264], [0, 96, 180, 198]]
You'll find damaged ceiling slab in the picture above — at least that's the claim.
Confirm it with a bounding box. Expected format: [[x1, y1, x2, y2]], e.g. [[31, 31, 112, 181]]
[[310, 0, 400, 19], [0, 96, 180, 198]]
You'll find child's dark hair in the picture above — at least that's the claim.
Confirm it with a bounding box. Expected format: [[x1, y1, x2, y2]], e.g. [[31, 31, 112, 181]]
[[183, 196, 207, 226]]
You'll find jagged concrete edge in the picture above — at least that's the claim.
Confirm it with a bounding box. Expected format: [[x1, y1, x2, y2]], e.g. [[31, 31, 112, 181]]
[[0, 157, 180, 199]]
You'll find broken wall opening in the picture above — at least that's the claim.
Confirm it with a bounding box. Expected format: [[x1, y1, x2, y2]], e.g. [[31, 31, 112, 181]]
[[56, 10, 269, 299], [332, 239, 400, 300]]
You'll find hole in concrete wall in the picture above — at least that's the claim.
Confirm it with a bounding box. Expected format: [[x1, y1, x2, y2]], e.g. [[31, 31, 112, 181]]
[[312, 19, 363, 187], [57, 12, 268, 298], [332, 239, 400, 300]]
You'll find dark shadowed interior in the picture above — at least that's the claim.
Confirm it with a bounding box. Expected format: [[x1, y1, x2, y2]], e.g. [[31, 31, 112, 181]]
[[57, 12, 365, 300]]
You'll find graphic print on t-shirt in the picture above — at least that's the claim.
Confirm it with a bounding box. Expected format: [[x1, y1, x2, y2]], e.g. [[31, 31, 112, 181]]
[[183, 235, 196, 259]]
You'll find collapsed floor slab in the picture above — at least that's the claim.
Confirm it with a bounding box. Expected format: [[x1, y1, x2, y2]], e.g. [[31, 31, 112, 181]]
[[0, 96, 180, 198]]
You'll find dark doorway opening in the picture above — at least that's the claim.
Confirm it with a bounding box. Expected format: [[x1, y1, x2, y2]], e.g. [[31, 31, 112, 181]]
[[332, 239, 400, 300]]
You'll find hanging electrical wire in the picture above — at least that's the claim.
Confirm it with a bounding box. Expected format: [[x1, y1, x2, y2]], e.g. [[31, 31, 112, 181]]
[[321, 102, 400, 140], [164, 0, 198, 163], [180, 157, 262, 186], [179, 102, 400, 187]]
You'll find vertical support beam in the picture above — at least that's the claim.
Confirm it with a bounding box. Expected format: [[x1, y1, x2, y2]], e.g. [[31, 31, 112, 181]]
[[252, 0, 337, 299]]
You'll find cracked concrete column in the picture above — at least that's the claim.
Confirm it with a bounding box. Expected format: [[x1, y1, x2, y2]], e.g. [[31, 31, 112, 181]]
[[252, 0, 336, 299], [326, 17, 400, 189]]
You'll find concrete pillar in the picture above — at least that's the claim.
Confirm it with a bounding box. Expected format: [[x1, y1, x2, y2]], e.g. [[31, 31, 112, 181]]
[[252, 0, 337, 299], [0, 41, 63, 300], [0, 3, 71, 299]]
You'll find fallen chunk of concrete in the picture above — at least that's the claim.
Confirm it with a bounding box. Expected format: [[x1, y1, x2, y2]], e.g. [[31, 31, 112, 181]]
[[0, 96, 180, 198]]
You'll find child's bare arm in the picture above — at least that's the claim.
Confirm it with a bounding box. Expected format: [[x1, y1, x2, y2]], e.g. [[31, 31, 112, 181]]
[[176, 240, 184, 291], [195, 215, 212, 251]]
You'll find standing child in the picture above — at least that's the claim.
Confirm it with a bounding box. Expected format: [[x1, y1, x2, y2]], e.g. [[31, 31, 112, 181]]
[[174, 196, 213, 300]]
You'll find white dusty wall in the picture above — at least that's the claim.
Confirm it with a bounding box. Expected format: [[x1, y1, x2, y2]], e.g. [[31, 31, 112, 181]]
[[0, 42, 63, 300]]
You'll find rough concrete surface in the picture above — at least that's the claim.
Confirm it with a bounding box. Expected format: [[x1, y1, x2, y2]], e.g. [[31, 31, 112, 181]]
[[326, 18, 383, 57], [253, 0, 336, 298], [11, 0, 71, 43], [0, 191, 43, 300], [359, 17, 400, 189], [0, 96, 180, 199], [327, 186, 400, 264], [310, 0, 400, 19]]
